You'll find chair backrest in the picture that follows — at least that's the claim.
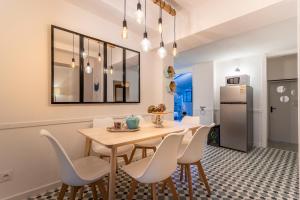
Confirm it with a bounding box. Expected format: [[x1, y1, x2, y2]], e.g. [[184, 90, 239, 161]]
[[178, 124, 214, 164], [92, 117, 114, 150], [182, 116, 200, 125], [137, 130, 187, 183], [93, 117, 114, 128], [40, 129, 83, 186]]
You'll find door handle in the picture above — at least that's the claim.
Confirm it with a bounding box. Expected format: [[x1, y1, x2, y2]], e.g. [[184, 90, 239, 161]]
[[270, 106, 277, 113]]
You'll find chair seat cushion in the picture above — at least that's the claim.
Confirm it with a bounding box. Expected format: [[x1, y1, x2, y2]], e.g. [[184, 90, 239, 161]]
[[73, 156, 110, 183], [135, 138, 162, 148], [92, 142, 134, 156], [122, 156, 152, 181]]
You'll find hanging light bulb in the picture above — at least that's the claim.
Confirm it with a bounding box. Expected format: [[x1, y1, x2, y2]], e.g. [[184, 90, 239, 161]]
[[110, 66, 114, 75], [158, 17, 163, 34], [122, 20, 128, 39], [141, 32, 151, 52], [158, 2, 163, 33], [172, 42, 177, 57], [82, 48, 87, 59], [85, 39, 93, 74], [85, 62, 93, 74], [122, 0, 128, 39], [172, 14, 177, 57], [71, 34, 76, 68], [98, 42, 102, 62], [110, 47, 113, 75], [157, 41, 166, 58], [71, 58, 75, 68], [140, 0, 151, 52], [136, 0, 143, 24]]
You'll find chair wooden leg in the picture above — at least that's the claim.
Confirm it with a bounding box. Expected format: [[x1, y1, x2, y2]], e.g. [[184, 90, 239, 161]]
[[70, 186, 80, 200], [90, 184, 98, 200], [129, 146, 137, 163], [166, 177, 179, 200], [78, 187, 84, 199], [57, 183, 68, 200], [161, 180, 167, 193], [196, 161, 211, 196], [122, 154, 129, 165], [185, 164, 193, 200], [96, 180, 108, 200], [153, 147, 157, 152], [151, 183, 157, 200], [142, 148, 146, 158], [128, 178, 138, 200], [180, 164, 184, 181], [185, 165, 188, 182]]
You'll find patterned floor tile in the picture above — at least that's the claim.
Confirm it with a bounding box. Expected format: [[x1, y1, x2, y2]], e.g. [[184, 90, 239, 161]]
[[28, 146, 299, 200]]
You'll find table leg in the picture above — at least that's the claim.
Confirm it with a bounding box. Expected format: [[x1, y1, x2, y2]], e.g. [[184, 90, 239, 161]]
[[84, 138, 92, 156], [108, 146, 117, 200]]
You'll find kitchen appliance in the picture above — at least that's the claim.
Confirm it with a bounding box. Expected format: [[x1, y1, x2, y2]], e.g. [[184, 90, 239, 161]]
[[225, 74, 250, 85], [220, 85, 253, 152]]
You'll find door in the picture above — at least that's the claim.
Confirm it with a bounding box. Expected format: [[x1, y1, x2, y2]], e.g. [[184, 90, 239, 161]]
[[268, 80, 298, 144], [220, 103, 248, 151]]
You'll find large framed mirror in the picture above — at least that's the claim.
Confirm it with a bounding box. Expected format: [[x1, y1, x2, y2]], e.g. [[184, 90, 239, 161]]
[[51, 25, 140, 104]]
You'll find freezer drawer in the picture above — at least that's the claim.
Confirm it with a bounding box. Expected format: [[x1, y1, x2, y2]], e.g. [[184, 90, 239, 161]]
[[220, 104, 248, 152]]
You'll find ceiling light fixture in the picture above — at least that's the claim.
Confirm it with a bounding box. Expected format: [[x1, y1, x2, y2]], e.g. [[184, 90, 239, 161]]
[[136, 0, 143, 24], [122, 0, 128, 39], [71, 34, 75, 68], [85, 39, 93, 74], [141, 0, 151, 52]]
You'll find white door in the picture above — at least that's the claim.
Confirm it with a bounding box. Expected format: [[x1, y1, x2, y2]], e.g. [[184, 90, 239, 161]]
[[268, 80, 298, 144], [192, 62, 214, 125]]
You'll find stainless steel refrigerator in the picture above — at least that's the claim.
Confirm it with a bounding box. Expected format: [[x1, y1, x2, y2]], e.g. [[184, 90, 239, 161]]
[[220, 85, 253, 152]]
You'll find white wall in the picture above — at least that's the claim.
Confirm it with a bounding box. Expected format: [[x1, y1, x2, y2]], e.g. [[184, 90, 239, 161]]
[[267, 54, 298, 80], [0, 1, 166, 199], [214, 55, 268, 147]]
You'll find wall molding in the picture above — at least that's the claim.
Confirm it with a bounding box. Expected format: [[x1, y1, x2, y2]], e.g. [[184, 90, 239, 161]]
[[0, 113, 155, 131]]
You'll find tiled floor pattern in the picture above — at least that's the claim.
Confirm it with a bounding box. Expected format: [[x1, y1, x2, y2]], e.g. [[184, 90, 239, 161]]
[[29, 146, 299, 199]]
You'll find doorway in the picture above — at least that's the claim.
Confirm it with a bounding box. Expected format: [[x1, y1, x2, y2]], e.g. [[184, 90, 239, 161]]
[[268, 79, 298, 151], [174, 73, 193, 121]]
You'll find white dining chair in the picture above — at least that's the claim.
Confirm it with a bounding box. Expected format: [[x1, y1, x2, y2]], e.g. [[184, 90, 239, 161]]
[[92, 117, 134, 165], [40, 129, 109, 200], [181, 116, 200, 144], [129, 115, 162, 162], [176, 124, 215, 198], [122, 130, 188, 200]]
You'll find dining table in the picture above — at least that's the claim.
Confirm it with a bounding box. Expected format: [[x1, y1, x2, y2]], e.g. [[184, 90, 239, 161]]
[[78, 120, 201, 200]]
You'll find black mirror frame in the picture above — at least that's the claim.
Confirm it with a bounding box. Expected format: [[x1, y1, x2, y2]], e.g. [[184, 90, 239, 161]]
[[51, 25, 140, 104]]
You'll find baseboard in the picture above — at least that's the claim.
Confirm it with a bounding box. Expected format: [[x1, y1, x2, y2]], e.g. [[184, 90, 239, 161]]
[[1, 151, 146, 200], [2, 180, 61, 200]]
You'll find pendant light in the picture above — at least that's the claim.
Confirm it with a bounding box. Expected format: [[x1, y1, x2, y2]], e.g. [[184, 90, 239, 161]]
[[158, 1, 163, 34], [122, 0, 128, 39], [85, 39, 93, 74], [141, 0, 151, 52], [157, 33, 166, 58], [172, 15, 177, 56], [110, 47, 113, 75], [98, 42, 102, 62], [71, 34, 75, 68], [136, 0, 143, 24]]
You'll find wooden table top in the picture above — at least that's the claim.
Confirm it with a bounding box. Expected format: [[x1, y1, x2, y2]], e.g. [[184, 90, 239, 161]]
[[78, 120, 200, 148]]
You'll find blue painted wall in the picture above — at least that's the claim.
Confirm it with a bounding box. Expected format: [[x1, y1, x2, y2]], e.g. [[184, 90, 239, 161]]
[[174, 72, 193, 120]]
